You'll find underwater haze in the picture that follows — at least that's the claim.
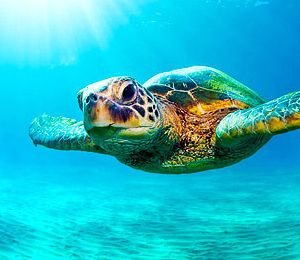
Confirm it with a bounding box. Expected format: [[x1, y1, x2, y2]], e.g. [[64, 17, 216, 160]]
[[1, 0, 300, 258]]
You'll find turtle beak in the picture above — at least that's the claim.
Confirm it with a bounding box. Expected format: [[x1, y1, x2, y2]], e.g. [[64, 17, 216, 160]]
[[83, 92, 115, 130], [83, 91, 141, 131], [77, 89, 84, 111]]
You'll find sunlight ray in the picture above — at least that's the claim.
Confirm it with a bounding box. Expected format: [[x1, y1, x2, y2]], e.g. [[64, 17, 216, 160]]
[[0, 0, 151, 65]]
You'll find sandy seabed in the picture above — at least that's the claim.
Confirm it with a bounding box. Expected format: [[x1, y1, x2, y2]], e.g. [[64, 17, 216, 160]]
[[0, 165, 300, 259]]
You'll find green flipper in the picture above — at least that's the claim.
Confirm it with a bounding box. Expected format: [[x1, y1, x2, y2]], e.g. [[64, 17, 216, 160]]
[[216, 91, 300, 147], [29, 114, 106, 153]]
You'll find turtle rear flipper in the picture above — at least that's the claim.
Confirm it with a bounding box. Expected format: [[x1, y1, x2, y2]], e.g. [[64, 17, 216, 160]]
[[29, 114, 106, 153], [217, 91, 300, 147]]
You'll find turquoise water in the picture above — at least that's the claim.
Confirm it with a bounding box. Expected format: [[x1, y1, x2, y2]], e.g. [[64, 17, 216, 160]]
[[1, 0, 300, 259], [1, 165, 300, 258]]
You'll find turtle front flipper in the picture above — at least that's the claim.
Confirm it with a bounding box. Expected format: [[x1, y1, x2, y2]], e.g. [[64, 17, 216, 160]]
[[216, 91, 300, 147], [29, 114, 107, 153]]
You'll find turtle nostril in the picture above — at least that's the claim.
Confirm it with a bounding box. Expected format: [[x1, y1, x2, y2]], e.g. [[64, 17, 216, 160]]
[[90, 93, 98, 102], [86, 93, 99, 104]]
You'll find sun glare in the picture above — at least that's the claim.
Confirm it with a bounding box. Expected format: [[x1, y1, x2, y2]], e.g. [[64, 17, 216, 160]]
[[0, 0, 146, 65]]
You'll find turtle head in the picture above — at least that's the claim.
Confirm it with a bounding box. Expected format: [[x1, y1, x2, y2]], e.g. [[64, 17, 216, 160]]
[[77, 76, 163, 155]]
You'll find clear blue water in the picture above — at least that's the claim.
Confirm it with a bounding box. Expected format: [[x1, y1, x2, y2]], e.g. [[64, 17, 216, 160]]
[[1, 0, 300, 259]]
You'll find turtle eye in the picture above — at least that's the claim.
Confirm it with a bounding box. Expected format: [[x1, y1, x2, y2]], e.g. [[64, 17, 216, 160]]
[[121, 83, 136, 103]]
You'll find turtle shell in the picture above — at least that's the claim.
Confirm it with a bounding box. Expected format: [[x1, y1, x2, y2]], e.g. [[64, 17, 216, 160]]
[[143, 66, 265, 114]]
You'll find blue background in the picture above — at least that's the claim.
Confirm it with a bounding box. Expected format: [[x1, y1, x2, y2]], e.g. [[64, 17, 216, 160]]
[[0, 0, 300, 258]]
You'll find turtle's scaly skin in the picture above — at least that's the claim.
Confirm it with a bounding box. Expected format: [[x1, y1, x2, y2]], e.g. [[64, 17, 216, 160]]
[[30, 114, 106, 153], [29, 66, 300, 174], [217, 91, 300, 142]]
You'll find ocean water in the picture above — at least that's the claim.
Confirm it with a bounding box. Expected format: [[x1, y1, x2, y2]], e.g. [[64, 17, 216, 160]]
[[1, 0, 300, 259]]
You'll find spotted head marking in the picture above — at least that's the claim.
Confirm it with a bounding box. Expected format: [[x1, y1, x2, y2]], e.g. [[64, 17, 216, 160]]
[[78, 76, 161, 130], [77, 76, 163, 153]]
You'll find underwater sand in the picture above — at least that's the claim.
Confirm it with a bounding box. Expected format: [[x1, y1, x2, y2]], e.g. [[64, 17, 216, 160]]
[[1, 164, 300, 259], [1, 1, 300, 258]]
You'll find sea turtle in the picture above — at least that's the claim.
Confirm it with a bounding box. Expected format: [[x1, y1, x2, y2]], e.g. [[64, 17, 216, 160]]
[[29, 66, 300, 174]]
